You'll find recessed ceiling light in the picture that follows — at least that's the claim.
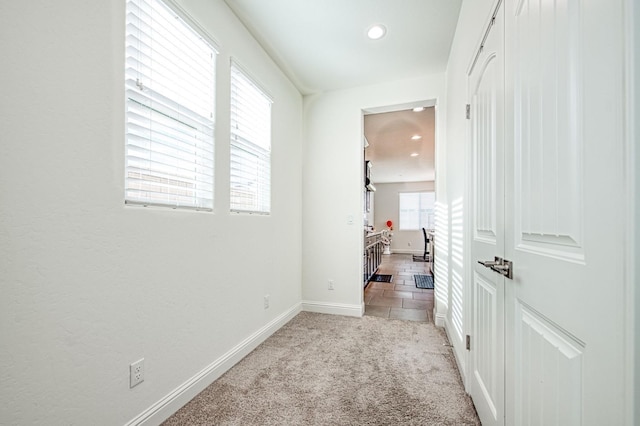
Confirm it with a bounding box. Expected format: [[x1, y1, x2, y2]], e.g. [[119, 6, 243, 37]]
[[411, 135, 422, 140], [367, 24, 387, 40], [410, 153, 419, 157], [412, 107, 425, 112]]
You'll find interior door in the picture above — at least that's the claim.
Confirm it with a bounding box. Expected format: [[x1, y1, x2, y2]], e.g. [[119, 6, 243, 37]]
[[504, 0, 627, 424], [467, 2, 505, 425]]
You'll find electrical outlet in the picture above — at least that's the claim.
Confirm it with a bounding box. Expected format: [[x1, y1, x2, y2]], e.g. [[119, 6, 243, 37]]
[[130, 358, 144, 388], [328, 280, 335, 290], [264, 294, 270, 309]]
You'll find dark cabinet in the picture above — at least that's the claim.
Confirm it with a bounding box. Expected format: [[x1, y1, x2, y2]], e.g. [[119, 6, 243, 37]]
[[364, 231, 384, 286]]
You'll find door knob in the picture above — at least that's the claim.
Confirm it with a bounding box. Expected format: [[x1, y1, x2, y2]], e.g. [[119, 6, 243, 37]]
[[478, 256, 513, 279], [478, 256, 503, 267]]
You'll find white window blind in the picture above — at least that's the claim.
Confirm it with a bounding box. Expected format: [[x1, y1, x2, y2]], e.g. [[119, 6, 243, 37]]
[[230, 63, 272, 214], [399, 192, 435, 230], [125, 0, 216, 210]]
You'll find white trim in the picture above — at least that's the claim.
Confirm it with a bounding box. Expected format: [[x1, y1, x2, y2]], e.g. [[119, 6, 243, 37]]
[[391, 249, 424, 255], [444, 317, 468, 389], [301, 300, 364, 317], [161, 0, 220, 52], [230, 57, 274, 103], [466, 0, 504, 77], [362, 99, 437, 115], [623, 0, 637, 423], [434, 310, 446, 327], [124, 303, 302, 426]]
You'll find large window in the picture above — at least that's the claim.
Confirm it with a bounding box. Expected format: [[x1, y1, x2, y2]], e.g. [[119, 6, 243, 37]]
[[399, 192, 435, 230], [229, 62, 272, 214], [125, 0, 216, 210]]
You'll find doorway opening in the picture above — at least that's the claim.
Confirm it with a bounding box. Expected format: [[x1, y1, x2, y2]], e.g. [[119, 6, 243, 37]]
[[361, 100, 438, 322]]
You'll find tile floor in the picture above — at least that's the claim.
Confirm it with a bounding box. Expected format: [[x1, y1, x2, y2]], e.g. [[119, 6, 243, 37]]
[[364, 253, 434, 322]]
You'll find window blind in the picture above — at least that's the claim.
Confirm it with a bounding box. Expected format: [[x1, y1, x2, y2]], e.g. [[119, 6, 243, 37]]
[[125, 0, 216, 210], [229, 63, 272, 214], [399, 192, 436, 230]]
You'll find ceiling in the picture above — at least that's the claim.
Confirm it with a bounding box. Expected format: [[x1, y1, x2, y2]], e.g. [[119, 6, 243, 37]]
[[224, 0, 463, 95], [364, 107, 435, 184], [224, 1, 460, 184]]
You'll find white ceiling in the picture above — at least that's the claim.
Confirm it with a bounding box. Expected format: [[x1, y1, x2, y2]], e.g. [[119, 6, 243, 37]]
[[224, 1, 460, 184], [364, 107, 435, 184], [224, 0, 463, 95]]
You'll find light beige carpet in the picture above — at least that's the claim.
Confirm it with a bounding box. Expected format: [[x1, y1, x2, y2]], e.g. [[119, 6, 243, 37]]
[[163, 312, 480, 425]]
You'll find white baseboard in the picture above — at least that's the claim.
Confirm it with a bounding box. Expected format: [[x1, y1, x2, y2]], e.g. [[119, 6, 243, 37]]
[[125, 303, 302, 426], [301, 300, 364, 317], [391, 249, 423, 255], [434, 311, 446, 327]]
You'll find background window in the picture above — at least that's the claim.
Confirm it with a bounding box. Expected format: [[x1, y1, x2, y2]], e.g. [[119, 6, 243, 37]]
[[230, 62, 272, 214], [399, 192, 435, 230], [125, 0, 216, 210]]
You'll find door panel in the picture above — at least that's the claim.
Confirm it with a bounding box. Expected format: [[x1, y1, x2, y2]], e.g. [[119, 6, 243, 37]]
[[468, 3, 504, 425], [473, 272, 499, 419], [512, 0, 584, 263], [505, 0, 626, 424], [474, 54, 499, 243], [515, 302, 584, 425]]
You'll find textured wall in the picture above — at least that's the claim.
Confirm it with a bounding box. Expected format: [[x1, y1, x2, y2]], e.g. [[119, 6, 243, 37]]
[[0, 0, 303, 424]]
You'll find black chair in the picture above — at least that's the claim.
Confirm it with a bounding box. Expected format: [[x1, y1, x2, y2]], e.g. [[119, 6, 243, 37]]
[[422, 228, 430, 261]]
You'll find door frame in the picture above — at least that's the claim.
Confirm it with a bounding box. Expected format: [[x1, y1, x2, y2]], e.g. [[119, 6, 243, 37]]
[[623, 0, 638, 422], [359, 98, 440, 310]]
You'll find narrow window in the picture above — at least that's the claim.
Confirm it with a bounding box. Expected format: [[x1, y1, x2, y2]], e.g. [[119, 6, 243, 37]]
[[125, 0, 216, 210], [229, 62, 272, 214], [399, 192, 436, 230]]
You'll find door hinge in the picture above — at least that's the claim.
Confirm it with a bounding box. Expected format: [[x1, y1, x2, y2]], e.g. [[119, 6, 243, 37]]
[[465, 104, 471, 120], [466, 335, 471, 351]]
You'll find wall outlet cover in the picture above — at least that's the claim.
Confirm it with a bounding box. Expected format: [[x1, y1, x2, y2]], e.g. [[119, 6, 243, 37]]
[[130, 358, 144, 388]]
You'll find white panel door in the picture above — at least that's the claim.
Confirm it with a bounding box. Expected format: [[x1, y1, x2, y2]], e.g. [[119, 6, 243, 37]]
[[504, 0, 627, 424], [468, 2, 504, 425]]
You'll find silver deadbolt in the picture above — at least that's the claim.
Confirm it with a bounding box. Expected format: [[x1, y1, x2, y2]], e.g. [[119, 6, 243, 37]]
[[477, 256, 513, 279]]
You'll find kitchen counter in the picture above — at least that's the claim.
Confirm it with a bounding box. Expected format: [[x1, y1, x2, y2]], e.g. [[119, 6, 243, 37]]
[[364, 231, 384, 286]]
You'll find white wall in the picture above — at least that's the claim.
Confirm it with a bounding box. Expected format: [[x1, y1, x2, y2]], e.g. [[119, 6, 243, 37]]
[[632, 0, 639, 419], [373, 181, 435, 254], [302, 75, 446, 314], [0, 0, 303, 424], [440, 0, 496, 380]]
